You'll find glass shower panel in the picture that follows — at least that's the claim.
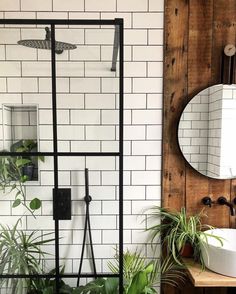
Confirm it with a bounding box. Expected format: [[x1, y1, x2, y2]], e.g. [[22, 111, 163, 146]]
[[55, 25, 120, 153], [0, 24, 54, 153], [57, 156, 120, 280], [0, 24, 55, 293]]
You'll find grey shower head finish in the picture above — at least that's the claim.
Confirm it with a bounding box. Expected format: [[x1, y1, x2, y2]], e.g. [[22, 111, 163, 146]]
[[17, 27, 77, 54]]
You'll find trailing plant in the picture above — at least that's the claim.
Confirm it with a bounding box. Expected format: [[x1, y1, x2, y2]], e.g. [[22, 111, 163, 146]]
[[0, 218, 54, 294], [0, 153, 42, 216], [147, 206, 223, 268]]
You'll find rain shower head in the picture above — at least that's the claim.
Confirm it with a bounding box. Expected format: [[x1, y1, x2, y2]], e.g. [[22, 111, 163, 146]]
[[17, 27, 77, 54]]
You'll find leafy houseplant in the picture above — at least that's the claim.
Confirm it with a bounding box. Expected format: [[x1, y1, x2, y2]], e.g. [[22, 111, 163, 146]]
[[0, 219, 54, 294], [0, 154, 42, 216], [11, 139, 44, 181], [147, 207, 223, 268], [107, 249, 185, 294]]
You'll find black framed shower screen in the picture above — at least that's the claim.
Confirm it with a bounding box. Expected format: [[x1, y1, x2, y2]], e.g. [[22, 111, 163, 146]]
[[0, 18, 124, 293]]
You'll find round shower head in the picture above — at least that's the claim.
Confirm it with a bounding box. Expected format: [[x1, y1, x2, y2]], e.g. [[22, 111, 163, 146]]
[[17, 27, 77, 54]]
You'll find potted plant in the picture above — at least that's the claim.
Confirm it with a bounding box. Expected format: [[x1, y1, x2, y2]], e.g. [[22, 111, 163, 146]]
[[0, 154, 42, 216], [11, 139, 44, 181], [0, 218, 54, 294], [147, 207, 223, 268]]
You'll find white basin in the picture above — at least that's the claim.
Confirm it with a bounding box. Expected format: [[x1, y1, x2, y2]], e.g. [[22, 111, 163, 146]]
[[201, 228, 236, 277]]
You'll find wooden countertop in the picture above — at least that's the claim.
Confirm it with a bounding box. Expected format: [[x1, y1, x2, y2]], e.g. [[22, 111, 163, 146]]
[[183, 258, 236, 287]]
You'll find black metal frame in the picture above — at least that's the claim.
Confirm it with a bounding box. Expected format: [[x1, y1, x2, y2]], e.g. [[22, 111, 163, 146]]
[[0, 18, 124, 294]]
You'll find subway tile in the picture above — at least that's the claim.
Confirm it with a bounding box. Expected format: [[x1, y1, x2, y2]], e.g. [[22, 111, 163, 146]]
[[0, 29, 20, 44], [71, 110, 100, 125], [0, 45, 5, 60], [7, 78, 38, 93], [149, 0, 164, 11], [0, 62, 21, 76], [124, 30, 147, 45], [57, 94, 84, 109], [0, 78, 6, 92], [101, 141, 119, 152], [103, 230, 131, 244], [70, 78, 100, 93], [148, 29, 164, 45], [133, 78, 163, 93], [101, 110, 119, 125], [101, 77, 119, 93], [85, 0, 116, 11], [147, 125, 162, 140], [133, 13, 164, 29], [71, 141, 100, 152], [85, 29, 114, 45], [70, 46, 100, 61], [22, 62, 51, 77], [148, 61, 163, 77], [102, 171, 119, 185], [133, 46, 163, 61], [57, 62, 84, 77], [21, 0, 52, 11], [86, 157, 116, 171], [123, 215, 145, 229], [132, 171, 161, 185], [85, 94, 115, 109], [124, 186, 145, 200], [102, 200, 119, 214], [146, 185, 161, 200], [23, 94, 52, 108], [85, 62, 116, 77], [124, 62, 146, 77], [53, 0, 84, 11], [146, 156, 162, 170], [147, 93, 162, 108], [124, 156, 145, 170], [0, 0, 20, 11], [132, 110, 162, 124], [132, 140, 161, 155], [124, 126, 146, 140], [86, 126, 116, 140], [117, 0, 148, 11], [124, 94, 146, 109], [57, 126, 84, 140], [6, 45, 37, 60]]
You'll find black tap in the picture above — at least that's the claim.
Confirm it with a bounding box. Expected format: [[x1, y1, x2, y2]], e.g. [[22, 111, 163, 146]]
[[202, 196, 213, 207], [217, 196, 236, 216]]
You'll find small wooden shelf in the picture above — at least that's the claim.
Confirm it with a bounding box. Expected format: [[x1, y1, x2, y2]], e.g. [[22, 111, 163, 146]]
[[184, 258, 236, 287]]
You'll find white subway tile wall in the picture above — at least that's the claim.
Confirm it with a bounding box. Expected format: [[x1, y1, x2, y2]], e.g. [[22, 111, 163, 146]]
[[0, 0, 163, 288]]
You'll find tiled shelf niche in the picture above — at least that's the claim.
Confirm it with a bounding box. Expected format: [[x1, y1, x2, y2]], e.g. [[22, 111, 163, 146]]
[[2, 104, 39, 181]]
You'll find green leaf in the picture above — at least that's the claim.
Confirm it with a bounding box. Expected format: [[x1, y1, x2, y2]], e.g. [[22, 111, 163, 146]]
[[30, 198, 41, 210], [15, 158, 31, 168], [12, 199, 21, 208], [104, 278, 119, 294], [127, 271, 148, 294], [38, 155, 45, 162]]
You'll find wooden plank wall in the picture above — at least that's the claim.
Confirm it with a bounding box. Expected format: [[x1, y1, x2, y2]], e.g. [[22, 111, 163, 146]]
[[163, 0, 236, 293]]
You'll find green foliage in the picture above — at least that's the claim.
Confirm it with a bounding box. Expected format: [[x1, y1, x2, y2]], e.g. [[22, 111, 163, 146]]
[[147, 206, 223, 268], [108, 249, 186, 294], [0, 219, 54, 294], [0, 149, 42, 216]]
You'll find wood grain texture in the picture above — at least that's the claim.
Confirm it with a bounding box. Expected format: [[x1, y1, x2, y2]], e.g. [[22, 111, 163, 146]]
[[184, 259, 236, 287], [163, 0, 236, 293]]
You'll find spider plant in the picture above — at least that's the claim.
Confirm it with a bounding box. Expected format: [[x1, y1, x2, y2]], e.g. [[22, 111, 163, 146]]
[[147, 206, 223, 268], [0, 218, 54, 294]]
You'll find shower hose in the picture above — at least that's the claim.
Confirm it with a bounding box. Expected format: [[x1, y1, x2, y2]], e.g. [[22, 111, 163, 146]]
[[77, 168, 97, 287]]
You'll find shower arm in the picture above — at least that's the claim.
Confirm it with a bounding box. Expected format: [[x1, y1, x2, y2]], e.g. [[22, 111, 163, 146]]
[[111, 24, 119, 72]]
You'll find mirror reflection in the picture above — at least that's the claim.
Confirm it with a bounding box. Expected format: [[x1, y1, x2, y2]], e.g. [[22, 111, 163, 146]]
[[178, 84, 236, 179]]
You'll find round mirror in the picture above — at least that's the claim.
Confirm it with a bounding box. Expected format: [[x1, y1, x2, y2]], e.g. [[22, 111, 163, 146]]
[[178, 84, 236, 179]]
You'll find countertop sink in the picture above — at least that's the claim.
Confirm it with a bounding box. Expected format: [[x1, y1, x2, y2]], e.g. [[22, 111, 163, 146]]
[[201, 228, 236, 277]]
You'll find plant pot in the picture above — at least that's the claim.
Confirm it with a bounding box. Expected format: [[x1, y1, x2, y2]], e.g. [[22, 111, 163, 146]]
[[180, 243, 194, 258], [22, 164, 34, 181]]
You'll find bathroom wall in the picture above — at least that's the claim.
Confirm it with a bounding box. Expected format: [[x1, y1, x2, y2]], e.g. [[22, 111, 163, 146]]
[[0, 0, 164, 289], [163, 0, 236, 293]]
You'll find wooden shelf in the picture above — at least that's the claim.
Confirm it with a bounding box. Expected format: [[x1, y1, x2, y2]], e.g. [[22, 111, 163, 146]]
[[184, 258, 236, 287]]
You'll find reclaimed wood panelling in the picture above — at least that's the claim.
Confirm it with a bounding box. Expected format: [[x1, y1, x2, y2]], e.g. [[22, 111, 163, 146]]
[[163, 0, 236, 293]]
